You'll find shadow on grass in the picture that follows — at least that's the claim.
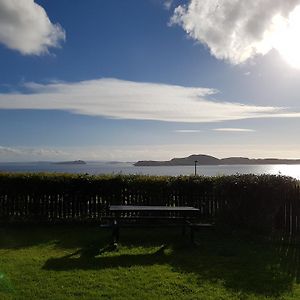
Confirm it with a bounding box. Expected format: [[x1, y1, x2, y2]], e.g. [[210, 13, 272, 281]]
[[42, 229, 300, 298], [43, 244, 170, 270]]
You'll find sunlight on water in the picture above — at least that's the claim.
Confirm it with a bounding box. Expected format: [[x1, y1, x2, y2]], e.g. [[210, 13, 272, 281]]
[[268, 165, 300, 180]]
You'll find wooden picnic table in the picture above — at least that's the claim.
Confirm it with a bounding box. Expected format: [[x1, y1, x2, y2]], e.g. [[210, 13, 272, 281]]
[[108, 205, 201, 244]]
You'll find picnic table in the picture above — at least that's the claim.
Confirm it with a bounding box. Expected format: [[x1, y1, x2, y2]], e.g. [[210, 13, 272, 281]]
[[108, 205, 206, 244]]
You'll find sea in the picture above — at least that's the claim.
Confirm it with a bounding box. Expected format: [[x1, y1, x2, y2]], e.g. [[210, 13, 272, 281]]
[[0, 161, 300, 179]]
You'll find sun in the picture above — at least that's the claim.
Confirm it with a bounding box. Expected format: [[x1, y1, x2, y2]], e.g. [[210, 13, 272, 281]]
[[271, 6, 300, 69]]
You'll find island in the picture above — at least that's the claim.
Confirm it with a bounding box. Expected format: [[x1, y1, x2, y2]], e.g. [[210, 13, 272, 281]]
[[53, 160, 87, 165], [134, 154, 300, 166]]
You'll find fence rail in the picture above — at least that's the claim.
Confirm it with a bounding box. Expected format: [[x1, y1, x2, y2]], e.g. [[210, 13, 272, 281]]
[[0, 191, 219, 222]]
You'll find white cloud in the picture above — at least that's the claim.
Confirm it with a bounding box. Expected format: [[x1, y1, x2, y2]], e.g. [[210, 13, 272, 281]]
[[0, 0, 65, 55], [0, 78, 299, 123], [171, 0, 300, 64], [213, 128, 255, 132]]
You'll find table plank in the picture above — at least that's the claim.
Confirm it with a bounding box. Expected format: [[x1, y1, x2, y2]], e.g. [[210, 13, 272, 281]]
[[109, 205, 199, 212]]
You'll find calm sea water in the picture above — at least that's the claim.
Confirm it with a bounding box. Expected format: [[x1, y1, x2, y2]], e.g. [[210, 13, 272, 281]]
[[0, 162, 300, 179]]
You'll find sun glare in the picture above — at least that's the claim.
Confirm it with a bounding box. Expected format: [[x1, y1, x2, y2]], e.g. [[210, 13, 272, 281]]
[[271, 6, 300, 69]]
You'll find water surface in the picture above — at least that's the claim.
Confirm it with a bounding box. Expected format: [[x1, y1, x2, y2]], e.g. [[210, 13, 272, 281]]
[[0, 162, 300, 179]]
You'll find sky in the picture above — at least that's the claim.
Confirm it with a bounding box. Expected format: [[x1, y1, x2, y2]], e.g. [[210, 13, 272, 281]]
[[1, 0, 300, 161]]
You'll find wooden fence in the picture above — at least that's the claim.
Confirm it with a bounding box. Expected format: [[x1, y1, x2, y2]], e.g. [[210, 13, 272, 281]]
[[0, 188, 219, 223]]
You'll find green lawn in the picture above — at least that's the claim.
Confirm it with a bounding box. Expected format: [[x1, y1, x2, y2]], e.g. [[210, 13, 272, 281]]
[[0, 225, 300, 300]]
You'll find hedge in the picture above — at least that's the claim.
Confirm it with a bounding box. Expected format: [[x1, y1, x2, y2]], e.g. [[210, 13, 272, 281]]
[[0, 173, 299, 234]]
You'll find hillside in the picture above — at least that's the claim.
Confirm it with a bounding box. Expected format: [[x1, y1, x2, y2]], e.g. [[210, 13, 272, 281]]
[[134, 154, 300, 166]]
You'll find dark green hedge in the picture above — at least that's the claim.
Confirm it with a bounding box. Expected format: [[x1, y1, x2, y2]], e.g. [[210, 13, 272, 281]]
[[213, 174, 298, 233], [0, 172, 298, 234]]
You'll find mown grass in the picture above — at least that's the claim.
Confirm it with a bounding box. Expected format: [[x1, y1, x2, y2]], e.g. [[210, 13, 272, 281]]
[[0, 225, 300, 300]]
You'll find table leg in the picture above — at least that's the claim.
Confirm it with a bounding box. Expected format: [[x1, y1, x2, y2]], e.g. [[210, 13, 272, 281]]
[[190, 226, 195, 244], [112, 217, 119, 244], [182, 220, 186, 236]]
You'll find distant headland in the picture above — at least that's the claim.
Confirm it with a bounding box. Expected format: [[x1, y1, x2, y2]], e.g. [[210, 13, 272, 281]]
[[53, 160, 86, 165], [134, 154, 300, 166]]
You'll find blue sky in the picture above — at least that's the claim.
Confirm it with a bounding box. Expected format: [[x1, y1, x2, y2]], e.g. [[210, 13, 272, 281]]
[[1, 0, 300, 161]]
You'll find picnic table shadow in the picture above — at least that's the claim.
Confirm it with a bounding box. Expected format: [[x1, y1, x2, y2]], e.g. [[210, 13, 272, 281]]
[[43, 243, 170, 270], [43, 235, 300, 298]]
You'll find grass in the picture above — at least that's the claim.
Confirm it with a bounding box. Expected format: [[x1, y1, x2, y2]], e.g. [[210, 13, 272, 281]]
[[0, 225, 300, 300]]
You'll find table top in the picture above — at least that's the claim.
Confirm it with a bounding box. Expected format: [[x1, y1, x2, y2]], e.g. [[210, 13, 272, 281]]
[[109, 205, 199, 212]]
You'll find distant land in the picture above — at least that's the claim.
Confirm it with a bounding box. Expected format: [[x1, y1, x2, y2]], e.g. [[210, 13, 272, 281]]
[[53, 160, 86, 165], [134, 154, 300, 166]]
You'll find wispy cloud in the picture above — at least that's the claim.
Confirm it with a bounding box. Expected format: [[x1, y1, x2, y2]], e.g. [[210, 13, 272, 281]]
[[0, 146, 21, 155], [163, 0, 173, 10], [213, 128, 256, 132], [0, 146, 67, 161], [170, 0, 300, 64], [175, 129, 202, 133], [1, 143, 300, 162], [0, 0, 65, 55], [0, 78, 299, 123]]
